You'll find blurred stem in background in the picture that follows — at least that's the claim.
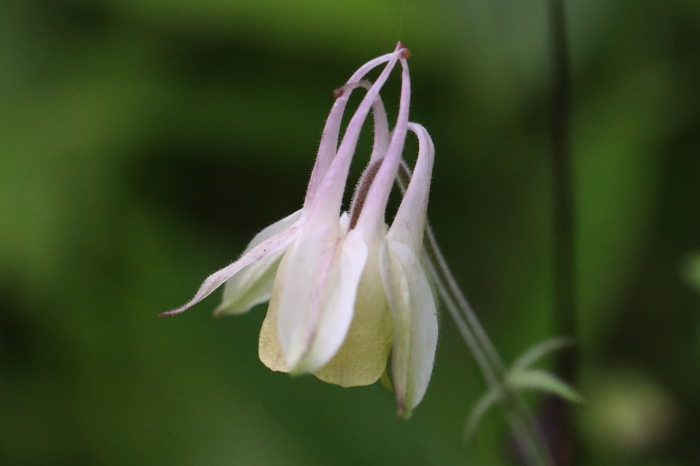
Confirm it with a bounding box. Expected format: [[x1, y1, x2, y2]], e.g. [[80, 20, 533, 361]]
[[547, 0, 578, 464]]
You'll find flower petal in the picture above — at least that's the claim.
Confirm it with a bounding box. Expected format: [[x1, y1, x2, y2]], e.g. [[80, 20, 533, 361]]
[[303, 53, 396, 211], [304, 54, 399, 231], [276, 228, 368, 373], [241, 210, 303, 255], [159, 223, 301, 317], [258, 213, 352, 373], [343, 80, 390, 164], [380, 240, 438, 418], [314, 227, 394, 387], [258, 244, 293, 372], [215, 210, 302, 316], [214, 251, 284, 316], [386, 123, 434, 250], [353, 54, 412, 238]]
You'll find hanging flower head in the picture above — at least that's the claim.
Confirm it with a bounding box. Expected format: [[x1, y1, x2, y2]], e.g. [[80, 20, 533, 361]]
[[161, 43, 438, 418]]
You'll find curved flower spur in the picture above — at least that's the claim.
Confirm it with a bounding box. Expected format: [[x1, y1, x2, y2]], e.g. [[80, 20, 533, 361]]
[[161, 43, 438, 418]]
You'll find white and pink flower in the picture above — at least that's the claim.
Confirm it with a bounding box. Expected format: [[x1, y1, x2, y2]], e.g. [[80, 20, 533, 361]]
[[161, 43, 438, 418]]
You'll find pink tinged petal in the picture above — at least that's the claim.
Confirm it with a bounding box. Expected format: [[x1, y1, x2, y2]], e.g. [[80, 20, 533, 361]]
[[380, 240, 438, 418], [303, 53, 396, 212], [259, 213, 351, 373], [340, 80, 390, 164], [303, 53, 400, 232], [214, 210, 302, 316], [368, 88, 390, 164], [380, 119, 437, 417], [158, 224, 301, 317], [277, 228, 368, 373], [269, 54, 399, 368], [386, 123, 435, 251], [354, 53, 412, 239], [214, 251, 283, 316], [345, 84, 390, 225], [241, 210, 303, 255]]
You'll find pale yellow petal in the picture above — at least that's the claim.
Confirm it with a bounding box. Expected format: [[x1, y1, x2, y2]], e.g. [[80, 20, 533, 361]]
[[258, 246, 292, 372], [314, 246, 394, 387], [381, 240, 438, 418]]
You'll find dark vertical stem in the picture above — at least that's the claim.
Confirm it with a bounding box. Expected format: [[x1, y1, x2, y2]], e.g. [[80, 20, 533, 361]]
[[547, 0, 578, 464]]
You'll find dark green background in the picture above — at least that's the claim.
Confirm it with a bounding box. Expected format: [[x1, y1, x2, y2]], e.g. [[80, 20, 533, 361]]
[[1, 0, 699, 464]]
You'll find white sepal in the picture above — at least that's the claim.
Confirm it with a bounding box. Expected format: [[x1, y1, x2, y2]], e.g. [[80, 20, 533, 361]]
[[215, 210, 302, 316], [277, 228, 368, 374], [159, 222, 301, 317], [380, 240, 438, 418]]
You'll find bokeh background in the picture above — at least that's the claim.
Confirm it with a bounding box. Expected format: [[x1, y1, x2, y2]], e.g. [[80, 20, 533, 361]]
[[1, 0, 699, 465]]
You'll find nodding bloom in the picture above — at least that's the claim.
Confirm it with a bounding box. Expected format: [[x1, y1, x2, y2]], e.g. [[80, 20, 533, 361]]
[[161, 42, 438, 418]]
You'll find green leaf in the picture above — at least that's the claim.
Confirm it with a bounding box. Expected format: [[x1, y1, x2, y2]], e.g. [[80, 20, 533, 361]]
[[511, 337, 575, 373], [507, 370, 584, 404], [464, 387, 501, 443]]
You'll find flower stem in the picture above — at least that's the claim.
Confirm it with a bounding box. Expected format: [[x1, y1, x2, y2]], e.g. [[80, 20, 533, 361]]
[[424, 223, 553, 466], [397, 163, 554, 466]]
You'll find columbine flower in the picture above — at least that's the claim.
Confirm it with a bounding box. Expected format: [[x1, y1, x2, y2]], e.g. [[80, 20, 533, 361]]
[[161, 42, 438, 418]]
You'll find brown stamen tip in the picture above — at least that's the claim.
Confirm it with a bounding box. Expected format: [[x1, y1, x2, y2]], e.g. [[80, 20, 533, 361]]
[[333, 87, 344, 99]]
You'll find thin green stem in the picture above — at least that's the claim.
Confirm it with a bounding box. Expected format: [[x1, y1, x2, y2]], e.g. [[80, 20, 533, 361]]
[[396, 162, 554, 466], [425, 227, 553, 466], [426, 257, 499, 389], [429, 255, 552, 466], [424, 223, 505, 372]]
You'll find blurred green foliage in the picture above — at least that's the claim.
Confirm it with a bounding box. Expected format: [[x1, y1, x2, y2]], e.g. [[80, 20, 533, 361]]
[[1, 0, 699, 465]]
